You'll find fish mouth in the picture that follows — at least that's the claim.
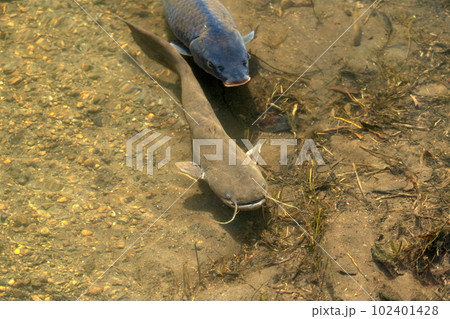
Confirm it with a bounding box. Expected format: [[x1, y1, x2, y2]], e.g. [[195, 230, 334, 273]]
[[223, 77, 251, 87], [221, 197, 265, 211]]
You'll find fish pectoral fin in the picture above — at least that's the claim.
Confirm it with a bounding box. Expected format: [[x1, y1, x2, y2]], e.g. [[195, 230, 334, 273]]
[[170, 41, 192, 56], [243, 30, 255, 44], [246, 142, 263, 158], [175, 161, 203, 179]]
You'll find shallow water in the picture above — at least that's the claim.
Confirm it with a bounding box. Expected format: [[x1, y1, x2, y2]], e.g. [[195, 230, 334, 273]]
[[0, 0, 448, 300]]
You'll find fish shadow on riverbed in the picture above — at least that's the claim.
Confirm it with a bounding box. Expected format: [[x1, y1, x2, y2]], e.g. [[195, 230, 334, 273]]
[[182, 182, 267, 243], [188, 57, 263, 142]]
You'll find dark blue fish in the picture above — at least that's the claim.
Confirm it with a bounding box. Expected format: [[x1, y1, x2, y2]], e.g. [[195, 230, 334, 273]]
[[163, 0, 254, 87]]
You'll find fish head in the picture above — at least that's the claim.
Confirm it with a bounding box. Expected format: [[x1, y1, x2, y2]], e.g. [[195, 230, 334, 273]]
[[203, 161, 267, 211], [176, 159, 266, 211], [190, 33, 251, 87]]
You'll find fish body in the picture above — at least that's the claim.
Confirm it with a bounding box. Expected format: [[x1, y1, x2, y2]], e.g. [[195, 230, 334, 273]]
[[162, 0, 253, 87], [122, 19, 266, 211]]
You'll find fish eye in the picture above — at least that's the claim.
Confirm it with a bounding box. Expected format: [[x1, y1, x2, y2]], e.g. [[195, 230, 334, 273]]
[[206, 60, 215, 69], [226, 194, 231, 199], [242, 60, 247, 67]]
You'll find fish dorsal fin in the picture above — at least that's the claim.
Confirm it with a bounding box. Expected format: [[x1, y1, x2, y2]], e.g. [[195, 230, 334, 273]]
[[243, 30, 255, 44], [170, 40, 192, 56], [175, 161, 204, 179]]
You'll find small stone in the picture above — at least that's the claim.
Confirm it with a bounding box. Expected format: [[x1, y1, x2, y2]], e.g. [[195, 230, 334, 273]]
[[13, 214, 30, 227], [87, 104, 102, 113], [83, 158, 96, 168], [17, 175, 30, 186], [81, 63, 92, 71], [97, 205, 109, 214], [115, 241, 125, 249], [81, 229, 93, 236], [91, 116, 103, 127], [146, 191, 158, 199], [14, 278, 30, 287], [8, 279, 15, 286], [87, 286, 102, 295], [39, 227, 51, 236], [31, 295, 42, 301], [43, 179, 63, 192], [91, 94, 106, 105], [414, 83, 448, 97], [118, 216, 129, 223], [56, 197, 68, 203], [8, 76, 23, 86], [87, 73, 101, 80], [2, 63, 17, 75]]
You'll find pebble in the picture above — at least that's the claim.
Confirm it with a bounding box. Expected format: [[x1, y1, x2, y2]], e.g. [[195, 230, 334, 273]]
[[81, 229, 93, 236], [13, 214, 30, 227], [2, 63, 17, 75], [83, 158, 96, 168], [43, 179, 63, 192], [81, 63, 92, 71], [31, 279, 43, 288], [115, 241, 125, 249], [87, 104, 102, 113], [39, 227, 51, 236], [414, 83, 448, 96], [8, 76, 23, 86], [56, 197, 68, 203], [87, 286, 102, 295], [13, 278, 30, 287], [87, 72, 101, 80], [17, 175, 30, 186], [97, 205, 109, 213], [91, 94, 106, 105]]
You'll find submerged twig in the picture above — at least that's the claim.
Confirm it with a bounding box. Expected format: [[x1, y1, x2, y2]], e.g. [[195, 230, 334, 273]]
[[194, 242, 203, 288], [352, 2, 364, 46], [347, 253, 369, 280], [352, 162, 367, 201]]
